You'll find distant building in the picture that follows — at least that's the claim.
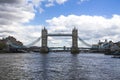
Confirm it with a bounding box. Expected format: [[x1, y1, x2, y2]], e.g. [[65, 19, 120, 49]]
[[92, 44, 99, 49], [110, 43, 120, 52], [0, 36, 23, 51], [3, 36, 23, 46], [98, 39, 120, 52]]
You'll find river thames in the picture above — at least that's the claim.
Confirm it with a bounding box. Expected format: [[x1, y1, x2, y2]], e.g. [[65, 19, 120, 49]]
[[0, 52, 120, 80]]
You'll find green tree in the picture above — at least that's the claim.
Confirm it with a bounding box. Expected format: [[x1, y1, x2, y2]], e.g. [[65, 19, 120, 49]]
[[0, 42, 6, 50]]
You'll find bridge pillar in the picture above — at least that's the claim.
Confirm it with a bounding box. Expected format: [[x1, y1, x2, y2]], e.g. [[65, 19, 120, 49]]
[[71, 28, 79, 53], [40, 27, 49, 53]]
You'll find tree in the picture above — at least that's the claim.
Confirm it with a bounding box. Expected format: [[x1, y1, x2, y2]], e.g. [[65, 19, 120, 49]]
[[0, 41, 6, 50]]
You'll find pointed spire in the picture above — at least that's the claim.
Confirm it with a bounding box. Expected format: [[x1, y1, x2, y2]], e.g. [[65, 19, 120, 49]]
[[44, 26, 46, 30], [42, 26, 47, 30], [73, 27, 77, 32], [74, 26, 76, 30], [105, 39, 107, 42]]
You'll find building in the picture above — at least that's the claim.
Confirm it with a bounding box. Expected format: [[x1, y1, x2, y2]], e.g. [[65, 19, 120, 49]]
[[0, 36, 23, 52]]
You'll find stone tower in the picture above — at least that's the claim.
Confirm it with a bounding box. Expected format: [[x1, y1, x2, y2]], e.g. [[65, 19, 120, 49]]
[[41, 27, 47, 47], [71, 28, 79, 53], [40, 27, 49, 53]]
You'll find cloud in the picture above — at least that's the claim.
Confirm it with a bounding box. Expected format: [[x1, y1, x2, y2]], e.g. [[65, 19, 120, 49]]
[[39, 7, 44, 13], [0, 0, 41, 46], [45, 0, 68, 7], [77, 0, 89, 4], [0, 0, 69, 47], [0, 0, 25, 4], [1, 0, 120, 47], [0, 24, 42, 46], [46, 14, 120, 46], [80, 0, 89, 2], [0, 0, 35, 26], [56, 0, 68, 4], [28, 0, 68, 11], [45, 2, 54, 7]]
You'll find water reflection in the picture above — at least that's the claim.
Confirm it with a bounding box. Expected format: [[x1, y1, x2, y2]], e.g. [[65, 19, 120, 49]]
[[69, 54, 79, 80], [41, 54, 48, 80]]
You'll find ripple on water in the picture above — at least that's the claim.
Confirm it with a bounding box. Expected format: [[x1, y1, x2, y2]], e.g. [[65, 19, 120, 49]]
[[0, 52, 120, 80]]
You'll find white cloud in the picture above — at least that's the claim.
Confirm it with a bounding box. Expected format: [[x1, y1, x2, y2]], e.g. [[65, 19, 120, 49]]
[[45, 0, 68, 7], [0, 0, 35, 25], [80, 0, 89, 2], [0, 0, 69, 47], [78, 0, 89, 4], [0, 24, 42, 46], [46, 14, 120, 47], [45, 2, 54, 7], [56, 0, 68, 4], [0, 0, 41, 46], [28, 0, 68, 11], [39, 7, 44, 13], [1, 0, 120, 47]]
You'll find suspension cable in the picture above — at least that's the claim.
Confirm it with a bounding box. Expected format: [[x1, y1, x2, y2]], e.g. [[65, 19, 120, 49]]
[[6, 37, 41, 48], [25, 37, 41, 47], [78, 36, 92, 47]]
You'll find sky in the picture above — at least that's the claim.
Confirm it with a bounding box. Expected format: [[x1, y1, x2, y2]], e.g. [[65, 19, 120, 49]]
[[0, 0, 120, 47]]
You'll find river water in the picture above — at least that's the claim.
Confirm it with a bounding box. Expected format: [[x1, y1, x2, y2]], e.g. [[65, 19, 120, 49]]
[[0, 52, 120, 80]]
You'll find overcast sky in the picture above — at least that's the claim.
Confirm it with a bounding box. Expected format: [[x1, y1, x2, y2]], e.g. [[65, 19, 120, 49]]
[[0, 0, 120, 47]]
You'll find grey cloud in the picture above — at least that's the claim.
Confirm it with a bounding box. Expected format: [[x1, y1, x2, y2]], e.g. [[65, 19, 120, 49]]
[[0, 12, 20, 21], [0, 4, 20, 13], [0, 30, 14, 33], [0, 0, 34, 26], [0, 19, 12, 25], [0, 0, 24, 4], [0, 0, 36, 44], [0, 34, 7, 37]]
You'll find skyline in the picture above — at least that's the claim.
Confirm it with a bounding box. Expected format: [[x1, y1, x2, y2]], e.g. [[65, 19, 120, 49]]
[[0, 0, 120, 47]]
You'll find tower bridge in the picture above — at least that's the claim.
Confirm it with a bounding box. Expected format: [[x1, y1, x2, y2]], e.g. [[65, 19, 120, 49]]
[[7, 27, 92, 53], [41, 27, 80, 53]]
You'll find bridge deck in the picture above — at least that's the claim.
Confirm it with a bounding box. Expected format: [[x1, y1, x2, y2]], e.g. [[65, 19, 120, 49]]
[[47, 34, 72, 36]]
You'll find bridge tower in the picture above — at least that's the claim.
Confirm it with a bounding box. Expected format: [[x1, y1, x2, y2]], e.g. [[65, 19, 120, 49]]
[[71, 28, 79, 53], [40, 27, 49, 53]]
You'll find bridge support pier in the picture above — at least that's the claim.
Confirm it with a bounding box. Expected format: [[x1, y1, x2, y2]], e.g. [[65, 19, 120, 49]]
[[40, 27, 49, 53], [40, 47, 49, 53], [71, 28, 79, 54], [71, 47, 79, 53]]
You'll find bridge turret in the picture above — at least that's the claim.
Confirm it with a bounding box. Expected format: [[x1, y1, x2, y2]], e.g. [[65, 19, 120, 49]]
[[71, 27, 79, 53], [72, 27, 78, 47], [42, 27, 48, 47], [40, 27, 49, 53]]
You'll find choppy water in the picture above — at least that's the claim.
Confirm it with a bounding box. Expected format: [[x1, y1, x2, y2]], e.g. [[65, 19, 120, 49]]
[[0, 52, 120, 80]]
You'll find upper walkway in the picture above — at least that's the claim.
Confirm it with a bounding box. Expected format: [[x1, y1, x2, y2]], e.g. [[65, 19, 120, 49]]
[[47, 34, 72, 36]]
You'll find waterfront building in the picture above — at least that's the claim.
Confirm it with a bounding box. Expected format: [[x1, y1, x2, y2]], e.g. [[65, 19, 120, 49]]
[[0, 36, 23, 52], [110, 43, 120, 52]]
